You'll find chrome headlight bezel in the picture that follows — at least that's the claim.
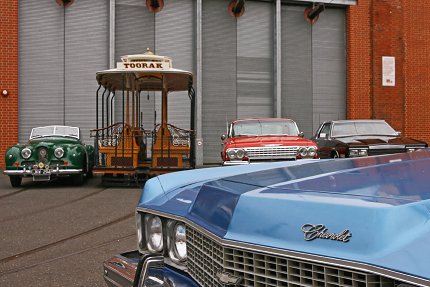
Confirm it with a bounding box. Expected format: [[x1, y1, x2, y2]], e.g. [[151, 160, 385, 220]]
[[307, 146, 317, 157], [349, 148, 368, 157], [144, 214, 164, 253], [227, 149, 237, 159], [136, 213, 143, 251], [298, 147, 308, 157], [167, 221, 187, 264], [21, 147, 32, 159], [54, 147, 65, 158]]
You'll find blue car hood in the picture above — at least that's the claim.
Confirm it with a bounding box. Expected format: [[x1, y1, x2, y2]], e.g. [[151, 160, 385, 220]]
[[138, 150, 430, 280]]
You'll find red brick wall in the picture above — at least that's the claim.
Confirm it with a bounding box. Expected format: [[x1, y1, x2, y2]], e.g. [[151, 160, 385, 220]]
[[403, 2, 430, 143], [0, 0, 19, 169], [346, 0, 372, 120], [347, 0, 430, 144]]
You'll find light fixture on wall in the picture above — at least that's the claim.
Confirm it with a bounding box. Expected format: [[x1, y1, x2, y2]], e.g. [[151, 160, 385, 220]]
[[304, 2, 325, 24], [56, 0, 74, 8], [228, 0, 245, 18], [2, 89, 9, 97], [146, 0, 164, 13]]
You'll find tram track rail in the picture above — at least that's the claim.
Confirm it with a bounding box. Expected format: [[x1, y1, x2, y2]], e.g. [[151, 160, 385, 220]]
[[0, 187, 108, 224], [0, 187, 29, 200], [0, 211, 135, 266], [0, 233, 135, 277]]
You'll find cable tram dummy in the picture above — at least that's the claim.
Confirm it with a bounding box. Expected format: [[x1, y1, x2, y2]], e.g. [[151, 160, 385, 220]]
[[91, 49, 196, 185]]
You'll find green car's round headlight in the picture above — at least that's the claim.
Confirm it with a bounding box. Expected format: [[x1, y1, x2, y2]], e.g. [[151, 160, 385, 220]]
[[54, 147, 65, 158], [145, 215, 163, 253], [21, 148, 31, 159], [170, 223, 187, 262]]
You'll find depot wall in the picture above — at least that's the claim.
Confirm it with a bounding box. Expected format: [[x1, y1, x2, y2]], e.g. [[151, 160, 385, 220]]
[[0, 1, 19, 169], [347, 0, 430, 145], [1, 1, 430, 168]]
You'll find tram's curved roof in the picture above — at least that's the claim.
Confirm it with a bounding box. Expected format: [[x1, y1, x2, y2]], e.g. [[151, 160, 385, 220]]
[[95, 49, 193, 92]]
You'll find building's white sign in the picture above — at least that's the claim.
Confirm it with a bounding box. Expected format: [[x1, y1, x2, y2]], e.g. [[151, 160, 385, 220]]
[[382, 56, 395, 87], [117, 61, 169, 70]]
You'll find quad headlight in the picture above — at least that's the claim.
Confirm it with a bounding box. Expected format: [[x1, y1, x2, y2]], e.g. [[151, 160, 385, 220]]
[[226, 148, 246, 160], [21, 148, 32, 159], [144, 215, 164, 253], [139, 213, 188, 266], [54, 147, 64, 158], [349, 148, 368, 157], [168, 221, 187, 263], [297, 146, 318, 158]]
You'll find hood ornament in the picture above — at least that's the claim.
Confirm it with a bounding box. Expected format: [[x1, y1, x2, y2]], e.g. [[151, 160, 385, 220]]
[[302, 224, 352, 243], [215, 269, 242, 286]]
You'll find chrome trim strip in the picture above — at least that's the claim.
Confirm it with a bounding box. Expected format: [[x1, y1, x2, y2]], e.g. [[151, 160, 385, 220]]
[[3, 169, 82, 176], [138, 256, 164, 287], [369, 145, 405, 150], [137, 207, 430, 287]]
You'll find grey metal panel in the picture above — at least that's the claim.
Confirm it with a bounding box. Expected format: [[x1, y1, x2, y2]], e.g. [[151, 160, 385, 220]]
[[155, 0, 194, 130], [202, 0, 237, 164], [115, 0, 155, 129], [282, 5, 346, 139], [237, 1, 274, 119], [284, 0, 356, 5], [281, 5, 313, 137], [18, 1, 64, 142], [312, 8, 346, 134], [65, 0, 109, 144]]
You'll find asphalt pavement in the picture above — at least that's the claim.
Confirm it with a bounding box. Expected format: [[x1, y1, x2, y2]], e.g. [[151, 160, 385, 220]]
[[0, 173, 142, 286]]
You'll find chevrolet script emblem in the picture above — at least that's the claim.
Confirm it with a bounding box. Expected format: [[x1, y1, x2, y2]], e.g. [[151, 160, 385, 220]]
[[215, 269, 242, 286], [302, 224, 352, 243]]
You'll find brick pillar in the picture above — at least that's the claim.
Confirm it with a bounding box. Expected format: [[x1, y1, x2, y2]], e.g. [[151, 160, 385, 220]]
[[371, 0, 405, 132], [346, 0, 372, 120], [403, 2, 430, 144], [0, 0, 19, 169]]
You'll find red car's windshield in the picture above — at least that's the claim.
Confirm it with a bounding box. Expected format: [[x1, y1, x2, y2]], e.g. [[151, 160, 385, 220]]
[[231, 119, 299, 137]]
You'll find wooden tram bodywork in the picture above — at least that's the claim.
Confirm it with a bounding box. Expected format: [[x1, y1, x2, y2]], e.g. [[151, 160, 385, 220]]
[[92, 50, 195, 185]]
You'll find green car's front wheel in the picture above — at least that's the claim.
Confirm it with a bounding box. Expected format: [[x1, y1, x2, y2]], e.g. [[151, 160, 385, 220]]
[[10, 176, 22, 187]]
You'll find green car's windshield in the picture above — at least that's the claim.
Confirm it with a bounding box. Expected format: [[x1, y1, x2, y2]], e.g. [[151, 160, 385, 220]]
[[332, 121, 397, 137], [231, 119, 299, 137], [30, 126, 80, 139]]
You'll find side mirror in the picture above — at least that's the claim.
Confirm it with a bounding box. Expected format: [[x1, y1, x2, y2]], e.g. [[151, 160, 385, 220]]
[[221, 134, 226, 141], [298, 131, 304, 138], [319, 133, 327, 139], [396, 131, 401, 136]]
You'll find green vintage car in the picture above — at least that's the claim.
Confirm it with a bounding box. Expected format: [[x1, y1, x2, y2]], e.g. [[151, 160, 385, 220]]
[[3, 125, 94, 187]]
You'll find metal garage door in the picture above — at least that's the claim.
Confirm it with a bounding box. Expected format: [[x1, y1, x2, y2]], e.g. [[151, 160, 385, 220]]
[[237, 1, 274, 119], [282, 4, 346, 139], [202, 0, 274, 164], [115, 0, 155, 130], [155, 0, 194, 130], [19, 0, 108, 144], [202, 0, 237, 164]]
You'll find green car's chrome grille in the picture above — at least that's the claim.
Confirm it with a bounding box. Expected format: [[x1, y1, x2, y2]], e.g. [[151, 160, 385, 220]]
[[186, 226, 415, 287]]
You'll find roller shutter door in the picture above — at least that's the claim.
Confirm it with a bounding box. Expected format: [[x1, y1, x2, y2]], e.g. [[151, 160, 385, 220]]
[[237, 1, 274, 119], [281, 5, 346, 139], [312, 8, 346, 133], [65, 1, 109, 144], [19, 1, 108, 144], [19, 1, 65, 142], [115, 0, 155, 130], [202, 0, 237, 164], [155, 0, 194, 130]]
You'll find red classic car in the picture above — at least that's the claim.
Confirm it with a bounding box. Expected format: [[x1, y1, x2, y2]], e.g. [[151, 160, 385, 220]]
[[221, 118, 318, 165]]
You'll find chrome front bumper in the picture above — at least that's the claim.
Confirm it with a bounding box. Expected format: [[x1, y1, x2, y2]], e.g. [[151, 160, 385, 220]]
[[3, 168, 82, 176], [103, 251, 200, 287]]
